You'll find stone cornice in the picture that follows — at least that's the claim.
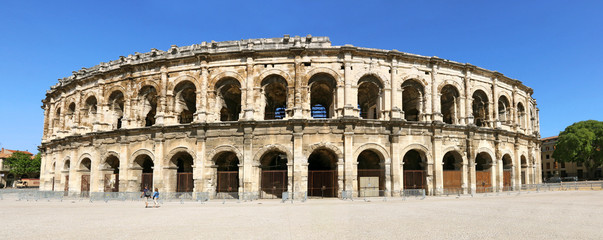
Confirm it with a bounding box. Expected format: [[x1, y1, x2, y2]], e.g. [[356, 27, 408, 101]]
[[45, 35, 534, 100]]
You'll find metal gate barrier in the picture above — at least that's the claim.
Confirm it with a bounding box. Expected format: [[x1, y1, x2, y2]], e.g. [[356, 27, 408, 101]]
[[476, 171, 492, 193], [217, 171, 239, 198], [261, 170, 287, 199], [141, 173, 153, 191], [308, 170, 337, 197], [404, 170, 425, 190], [177, 173, 193, 192]]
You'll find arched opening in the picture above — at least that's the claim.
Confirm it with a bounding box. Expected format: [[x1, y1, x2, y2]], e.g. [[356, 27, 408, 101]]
[[309, 73, 336, 119], [442, 151, 463, 193], [259, 150, 288, 198], [472, 90, 489, 127], [307, 148, 338, 197], [521, 155, 527, 184], [402, 80, 424, 121], [134, 154, 154, 191], [441, 85, 460, 124], [517, 103, 526, 129], [139, 86, 157, 127], [216, 78, 241, 121], [502, 154, 513, 191], [357, 76, 382, 119], [530, 109, 535, 130], [475, 152, 493, 192], [357, 150, 384, 197], [79, 158, 91, 196], [83, 96, 98, 129], [215, 152, 240, 196], [108, 91, 125, 129], [403, 149, 427, 190], [262, 75, 288, 120], [168, 152, 194, 192], [174, 81, 196, 124], [103, 155, 120, 192], [67, 102, 76, 130], [53, 107, 61, 131], [63, 160, 70, 193], [498, 96, 510, 124]]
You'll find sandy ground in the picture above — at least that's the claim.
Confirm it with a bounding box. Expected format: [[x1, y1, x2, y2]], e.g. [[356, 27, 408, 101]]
[[0, 191, 602, 240]]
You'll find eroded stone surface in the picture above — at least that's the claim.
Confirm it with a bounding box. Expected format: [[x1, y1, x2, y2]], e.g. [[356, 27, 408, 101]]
[[39, 36, 541, 198]]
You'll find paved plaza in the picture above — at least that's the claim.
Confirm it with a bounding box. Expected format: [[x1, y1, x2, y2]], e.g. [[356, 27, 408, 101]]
[[1, 191, 601, 239]]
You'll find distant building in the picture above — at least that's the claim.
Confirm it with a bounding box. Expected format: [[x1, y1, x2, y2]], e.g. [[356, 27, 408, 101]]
[[0, 148, 34, 188], [541, 136, 602, 180]]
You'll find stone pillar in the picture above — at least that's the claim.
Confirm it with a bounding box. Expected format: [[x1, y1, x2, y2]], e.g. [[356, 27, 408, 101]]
[[467, 138, 476, 194], [490, 159, 497, 192], [390, 59, 401, 119], [461, 158, 469, 194], [430, 62, 442, 122], [343, 52, 357, 117], [118, 141, 129, 192], [343, 127, 355, 195], [155, 65, 168, 125], [244, 57, 255, 120], [464, 68, 473, 124], [242, 124, 254, 193], [498, 157, 504, 192], [400, 88, 405, 118], [154, 136, 165, 191], [423, 86, 432, 122], [120, 81, 132, 129], [293, 56, 303, 119], [492, 77, 500, 127], [433, 135, 443, 195], [419, 94, 425, 121], [390, 126, 402, 196], [513, 143, 521, 190], [207, 91, 216, 122], [292, 124, 305, 199], [512, 86, 519, 131], [195, 65, 208, 122], [90, 149, 102, 192], [459, 95, 466, 125], [193, 129, 206, 193]]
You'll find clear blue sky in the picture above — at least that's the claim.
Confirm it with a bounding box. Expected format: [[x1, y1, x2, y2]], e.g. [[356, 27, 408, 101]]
[[1, 0, 601, 153]]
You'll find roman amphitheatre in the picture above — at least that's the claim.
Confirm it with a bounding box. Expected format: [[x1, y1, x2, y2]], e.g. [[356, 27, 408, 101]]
[[39, 35, 541, 198]]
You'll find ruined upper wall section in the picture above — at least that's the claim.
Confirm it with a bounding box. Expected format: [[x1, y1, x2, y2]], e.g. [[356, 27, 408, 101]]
[[46, 35, 532, 97]]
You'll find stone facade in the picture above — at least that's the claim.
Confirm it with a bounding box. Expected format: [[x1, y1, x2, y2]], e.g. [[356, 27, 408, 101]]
[[39, 36, 541, 198]]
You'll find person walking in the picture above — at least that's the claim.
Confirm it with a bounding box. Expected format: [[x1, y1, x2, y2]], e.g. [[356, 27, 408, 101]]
[[152, 188, 160, 208], [141, 186, 151, 208]]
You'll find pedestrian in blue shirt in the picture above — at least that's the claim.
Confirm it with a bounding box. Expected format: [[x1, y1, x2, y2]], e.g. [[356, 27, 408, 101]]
[[152, 188, 159, 208]]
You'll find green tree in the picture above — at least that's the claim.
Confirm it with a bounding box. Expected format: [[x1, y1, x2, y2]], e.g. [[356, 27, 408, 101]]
[[4, 152, 41, 178], [553, 120, 603, 178]]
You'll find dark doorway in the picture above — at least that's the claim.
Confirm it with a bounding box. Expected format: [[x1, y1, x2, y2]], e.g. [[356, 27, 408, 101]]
[[403, 150, 426, 190], [442, 151, 462, 192], [308, 148, 338, 197], [502, 154, 512, 191], [174, 152, 194, 192], [215, 152, 240, 196], [475, 152, 492, 193], [104, 155, 120, 192], [136, 155, 154, 191], [357, 150, 384, 197], [260, 151, 288, 198]]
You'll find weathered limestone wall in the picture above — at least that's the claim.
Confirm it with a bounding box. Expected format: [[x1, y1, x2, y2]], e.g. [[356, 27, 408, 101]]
[[40, 36, 541, 197]]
